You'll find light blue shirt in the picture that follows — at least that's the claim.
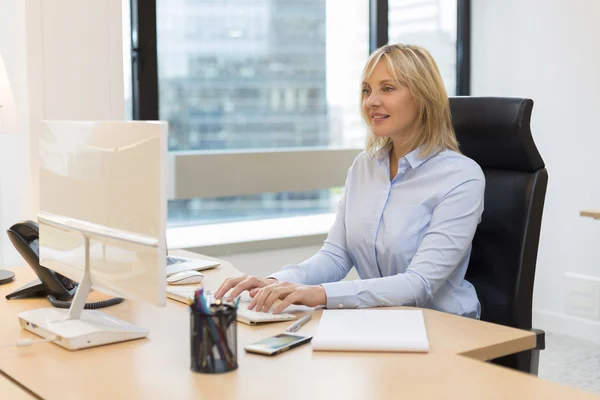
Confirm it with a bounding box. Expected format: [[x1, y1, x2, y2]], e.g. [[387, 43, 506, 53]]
[[270, 144, 485, 318]]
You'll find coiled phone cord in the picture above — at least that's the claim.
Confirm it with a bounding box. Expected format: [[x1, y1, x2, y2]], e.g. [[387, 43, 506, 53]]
[[47, 295, 125, 309]]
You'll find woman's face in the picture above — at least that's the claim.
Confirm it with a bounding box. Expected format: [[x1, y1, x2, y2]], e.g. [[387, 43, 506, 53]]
[[362, 60, 419, 142]]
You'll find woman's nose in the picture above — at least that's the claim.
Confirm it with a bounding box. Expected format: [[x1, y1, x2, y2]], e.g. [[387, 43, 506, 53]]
[[366, 93, 381, 107]]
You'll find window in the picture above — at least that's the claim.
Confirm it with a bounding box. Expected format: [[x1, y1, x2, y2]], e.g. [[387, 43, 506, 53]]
[[389, 0, 459, 95], [127, 0, 470, 229], [155, 0, 369, 155]]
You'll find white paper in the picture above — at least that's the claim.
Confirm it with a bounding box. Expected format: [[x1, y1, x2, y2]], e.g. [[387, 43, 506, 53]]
[[312, 309, 429, 352]]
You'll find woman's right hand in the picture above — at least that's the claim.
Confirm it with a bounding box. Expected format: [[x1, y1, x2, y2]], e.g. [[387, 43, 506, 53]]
[[214, 275, 277, 301]]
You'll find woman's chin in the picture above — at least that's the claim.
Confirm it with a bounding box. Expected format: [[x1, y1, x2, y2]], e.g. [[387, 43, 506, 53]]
[[371, 130, 389, 138]]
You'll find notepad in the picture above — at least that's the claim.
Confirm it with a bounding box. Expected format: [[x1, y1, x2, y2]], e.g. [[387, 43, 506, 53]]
[[311, 309, 429, 353]]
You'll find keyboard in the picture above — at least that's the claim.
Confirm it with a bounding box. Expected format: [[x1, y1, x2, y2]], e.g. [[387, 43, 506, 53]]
[[166, 286, 297, 325], [167, 256, 187, 266], [165, 256, 221, 276]]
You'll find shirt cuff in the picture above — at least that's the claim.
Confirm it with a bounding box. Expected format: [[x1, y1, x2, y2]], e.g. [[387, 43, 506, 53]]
[[267, 270, 301, 284], [321, 281, 360, 309]]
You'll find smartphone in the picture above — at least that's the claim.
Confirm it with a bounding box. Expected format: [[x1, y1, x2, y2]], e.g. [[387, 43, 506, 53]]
[[244, 333, 312, 356]]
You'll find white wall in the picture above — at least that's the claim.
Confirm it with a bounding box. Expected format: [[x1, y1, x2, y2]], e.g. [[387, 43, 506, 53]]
[[0, 0, 33, 268], [0, 0, 124, 268], [472, 0, 600, 341]]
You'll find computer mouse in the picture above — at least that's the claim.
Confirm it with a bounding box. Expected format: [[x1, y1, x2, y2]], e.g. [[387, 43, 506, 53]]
[[166, 270, 204, 285]]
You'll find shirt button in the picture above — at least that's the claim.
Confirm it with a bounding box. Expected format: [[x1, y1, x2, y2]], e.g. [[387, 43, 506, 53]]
[[338, 304, 344, 309], [401, 159, 406, 164]]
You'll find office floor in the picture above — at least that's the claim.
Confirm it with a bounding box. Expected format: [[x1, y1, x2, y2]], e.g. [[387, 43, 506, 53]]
[[539, 332, 600, 394]]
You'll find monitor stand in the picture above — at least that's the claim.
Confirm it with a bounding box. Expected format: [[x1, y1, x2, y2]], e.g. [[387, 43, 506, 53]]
[[17, 237, 149, 350]]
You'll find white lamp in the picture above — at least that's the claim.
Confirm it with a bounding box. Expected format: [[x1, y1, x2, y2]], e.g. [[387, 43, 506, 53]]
[[0, 51, 20, 284]]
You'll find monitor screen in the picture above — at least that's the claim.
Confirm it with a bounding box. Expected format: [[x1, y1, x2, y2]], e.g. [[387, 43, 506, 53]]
[[38, 121, 168, 306]]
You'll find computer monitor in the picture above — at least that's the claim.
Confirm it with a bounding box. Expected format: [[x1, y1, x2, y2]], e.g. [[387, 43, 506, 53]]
[[18, 120, 168, 350]]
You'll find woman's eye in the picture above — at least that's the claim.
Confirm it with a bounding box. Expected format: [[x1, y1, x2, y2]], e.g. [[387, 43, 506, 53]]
[[362, 88, 370, 95], [383, 86, 394, 92]]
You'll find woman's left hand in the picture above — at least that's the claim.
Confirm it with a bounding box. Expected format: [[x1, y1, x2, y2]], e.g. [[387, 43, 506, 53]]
[[247, 281, 327, 314]]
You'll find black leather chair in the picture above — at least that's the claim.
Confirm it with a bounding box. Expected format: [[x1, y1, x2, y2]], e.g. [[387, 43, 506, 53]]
[[449, 97, 548, 374]]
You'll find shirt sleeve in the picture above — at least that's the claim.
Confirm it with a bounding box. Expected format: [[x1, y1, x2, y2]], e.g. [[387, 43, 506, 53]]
[[320, 174, 485, 309], [268, 167, 355, 285]]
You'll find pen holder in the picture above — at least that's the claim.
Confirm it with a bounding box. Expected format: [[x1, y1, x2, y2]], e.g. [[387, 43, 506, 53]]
[[190, 303, 238, 374]]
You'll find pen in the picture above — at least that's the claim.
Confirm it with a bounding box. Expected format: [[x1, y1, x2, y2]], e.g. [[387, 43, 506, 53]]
[[285, 315, 312, 333]]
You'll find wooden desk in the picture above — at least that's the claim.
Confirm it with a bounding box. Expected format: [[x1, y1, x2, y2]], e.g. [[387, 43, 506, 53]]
[[0, 250, 597, 400], [581, 209, 600, 219], [0, 372, 36, 400]]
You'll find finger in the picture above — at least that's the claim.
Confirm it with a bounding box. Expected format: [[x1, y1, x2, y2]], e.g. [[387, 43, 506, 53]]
[[227, 276, 262, 301], [214, 282, 226, 298], [249, 284, 275, 311], [214, 275, 245, 299], [262, 286, 293, 313], [273, 292, 299, 314], [215, 275, 244, 299], [247, 288, 261, 310]]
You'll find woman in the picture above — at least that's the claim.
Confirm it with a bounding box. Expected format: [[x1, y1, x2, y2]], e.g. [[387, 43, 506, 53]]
[[215, 44, 485, 318]]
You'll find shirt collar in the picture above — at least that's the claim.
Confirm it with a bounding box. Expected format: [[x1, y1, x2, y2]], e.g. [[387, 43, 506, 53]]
[[404, 146, 439, 169], [372, 142, 393, 165], [372, 143, 439, 169]]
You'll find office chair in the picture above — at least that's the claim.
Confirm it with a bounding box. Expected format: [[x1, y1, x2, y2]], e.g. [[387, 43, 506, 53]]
[[450, 97, 548, 375]]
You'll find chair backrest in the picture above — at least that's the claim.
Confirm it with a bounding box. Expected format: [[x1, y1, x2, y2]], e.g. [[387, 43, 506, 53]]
[[449, 97, 548, 330]]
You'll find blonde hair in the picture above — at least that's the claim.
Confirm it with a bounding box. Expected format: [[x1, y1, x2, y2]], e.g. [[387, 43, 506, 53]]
[[361, 43, 460, 157]]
